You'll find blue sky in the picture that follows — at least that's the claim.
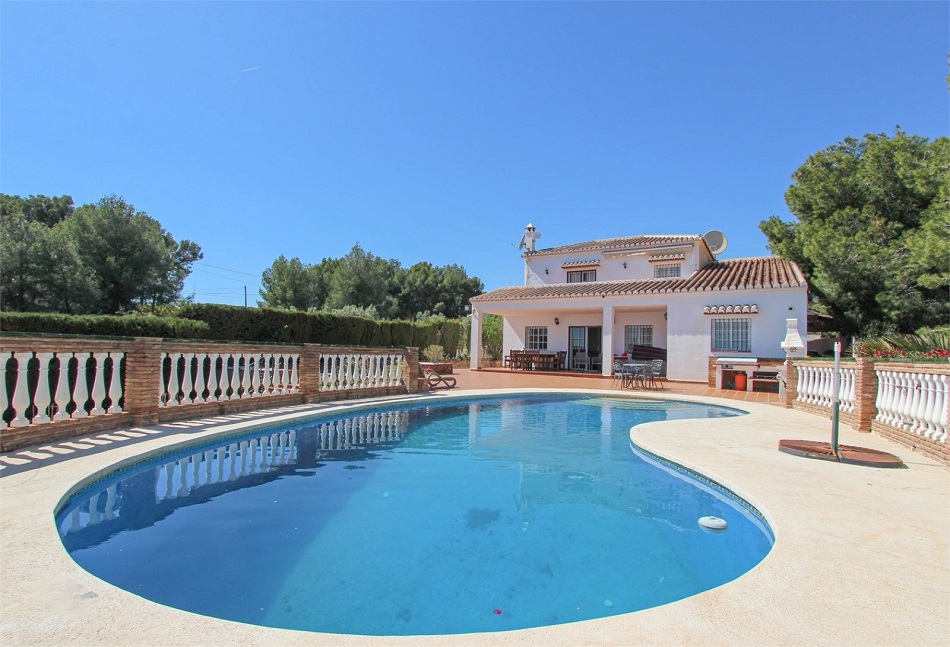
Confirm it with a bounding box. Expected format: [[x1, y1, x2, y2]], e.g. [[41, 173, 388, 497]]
[[2, 1, 947, 306]]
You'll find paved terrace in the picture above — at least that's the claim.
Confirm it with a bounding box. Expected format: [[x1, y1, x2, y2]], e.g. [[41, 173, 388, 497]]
[[1, 370, 947, 646]]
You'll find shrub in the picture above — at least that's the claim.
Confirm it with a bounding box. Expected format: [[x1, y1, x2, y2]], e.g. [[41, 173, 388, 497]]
[[0, 311, 210, 339], [855, 329, 950, 359], [421, 345, 446, 362]]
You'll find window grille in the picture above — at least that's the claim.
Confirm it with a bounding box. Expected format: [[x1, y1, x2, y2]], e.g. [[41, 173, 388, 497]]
[[624, 325, 653, 350], [567, 269, 597, 283], [711, 318, 751, 352], [525, 326, 548, 350], [654, 263, 681, 278]]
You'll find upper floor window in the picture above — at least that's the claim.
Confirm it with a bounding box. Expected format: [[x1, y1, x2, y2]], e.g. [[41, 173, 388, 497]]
[[711, 318, 751, 352], [654, 263, 681, 278], [567, 269, 597, 283], [525, 326, 548, 350], [624, 325, 653, 350]]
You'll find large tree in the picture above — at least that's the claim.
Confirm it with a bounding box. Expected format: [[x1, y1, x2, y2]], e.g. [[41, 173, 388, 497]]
[[0, 193, 202, 314], [324, 244, 399, 314], [257, 246, 484, 320], [392, 261, 484, 319], [259, 255, 319, 311], [760, 130, 949, 337]]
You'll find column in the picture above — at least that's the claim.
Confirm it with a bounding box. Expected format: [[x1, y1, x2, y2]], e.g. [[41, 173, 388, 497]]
[[601, 303, 614, 377], [469, 308, 483, 370], [127, 337, 163, 426]]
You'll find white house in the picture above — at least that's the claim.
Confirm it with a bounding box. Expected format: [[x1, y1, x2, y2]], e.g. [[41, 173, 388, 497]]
[[469, 225, 809, 383]]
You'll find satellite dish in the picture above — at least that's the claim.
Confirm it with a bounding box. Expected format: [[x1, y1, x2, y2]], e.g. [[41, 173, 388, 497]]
[[704, 230, 728, 256]]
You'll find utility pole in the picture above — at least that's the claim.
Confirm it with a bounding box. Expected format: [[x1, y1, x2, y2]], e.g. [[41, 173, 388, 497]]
[[244, 285, 247, 307]]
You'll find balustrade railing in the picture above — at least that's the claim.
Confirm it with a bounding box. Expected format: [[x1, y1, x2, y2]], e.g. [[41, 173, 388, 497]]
[[319, 352, 404, 391], [874, 369, 948, 444], [1, 350, 125, 429], [1, 338, 416, 446], [158, 351, 300, 408], [795, 363, 856, 412]]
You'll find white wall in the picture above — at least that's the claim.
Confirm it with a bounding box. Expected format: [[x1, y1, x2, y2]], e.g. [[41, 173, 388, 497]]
[[666, 288, 808, 382], [524, 244, 701, 285]]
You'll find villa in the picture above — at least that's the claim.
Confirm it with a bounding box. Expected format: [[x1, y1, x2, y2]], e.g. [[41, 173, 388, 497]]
[[469, 225, 809, 382]]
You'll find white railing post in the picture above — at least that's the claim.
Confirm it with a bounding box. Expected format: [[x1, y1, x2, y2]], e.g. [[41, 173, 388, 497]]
[[206, 353, 221, 402], [180, 352, 196, 405], [10, 353, 33, 427], [32, 352, 55, 424], [193, 353, 207, 404], [107, 353, 124, 413], [250, 354, 263, 397], [71, 352, 91, 418], [53, 353, 73, 421], [90, 352, 109, 415]]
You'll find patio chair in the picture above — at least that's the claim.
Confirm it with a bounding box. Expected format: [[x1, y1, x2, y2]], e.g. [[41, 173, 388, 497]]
[[645, 359, 665, 389], [573, 351, 589, 371], [556, 351, 566, 370], [589, 352, 601, 372], [611, 360, 625, 388]]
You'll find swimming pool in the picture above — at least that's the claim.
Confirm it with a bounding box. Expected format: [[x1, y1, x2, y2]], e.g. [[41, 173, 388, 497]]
[[56, 394, 773, 636]]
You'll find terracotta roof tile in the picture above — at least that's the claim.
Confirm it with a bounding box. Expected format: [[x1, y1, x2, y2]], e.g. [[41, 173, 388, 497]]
[[471, 256, 806, 302], [524, 235, 702, 257], [560, 260, 601, 268], [648, 253, 687, 262]]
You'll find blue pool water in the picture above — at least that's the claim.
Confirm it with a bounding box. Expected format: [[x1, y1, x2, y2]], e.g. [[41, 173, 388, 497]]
[[57, 395, 772, 636]]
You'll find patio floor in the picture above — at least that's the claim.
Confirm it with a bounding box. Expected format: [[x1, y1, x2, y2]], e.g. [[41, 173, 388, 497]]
[[1, 373, 947, 646], [445, 368, 783, 406]]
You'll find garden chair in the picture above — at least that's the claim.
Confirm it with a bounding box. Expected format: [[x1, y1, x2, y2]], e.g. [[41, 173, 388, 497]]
[[645, 359, 665, 389], [426, 371, 457, 390]]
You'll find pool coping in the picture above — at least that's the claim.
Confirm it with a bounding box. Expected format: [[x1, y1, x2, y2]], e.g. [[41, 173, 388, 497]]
[[2, 388, 948, 646]]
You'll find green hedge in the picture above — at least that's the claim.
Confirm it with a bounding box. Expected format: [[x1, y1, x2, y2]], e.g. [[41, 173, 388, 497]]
[[177, 304, 467, 351], [0, 312, 211, 339], [1, 306, 469, 352]]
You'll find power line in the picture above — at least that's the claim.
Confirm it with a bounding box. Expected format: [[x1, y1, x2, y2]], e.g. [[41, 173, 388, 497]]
[[194, 262, 260, 278], [191, 267, 258, 283]]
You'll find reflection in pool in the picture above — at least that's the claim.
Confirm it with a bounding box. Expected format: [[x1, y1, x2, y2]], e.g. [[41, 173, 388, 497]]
[[57, 395, 771, 636]]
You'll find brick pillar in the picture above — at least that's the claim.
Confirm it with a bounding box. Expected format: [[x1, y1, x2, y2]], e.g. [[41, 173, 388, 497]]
[[707, 356, 716, 387], [405, 347, 420, 394], [299, 344, 323, 404], [852, 357, 876, 431], [783, 358, 798, 409], [126, 337, 163, 427]]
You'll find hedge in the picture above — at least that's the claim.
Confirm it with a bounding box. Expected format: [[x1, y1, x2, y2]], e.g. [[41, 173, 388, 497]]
[[177, 304, 467, 352], [1, 306, 469, 353], [0, 312, 211, 339]]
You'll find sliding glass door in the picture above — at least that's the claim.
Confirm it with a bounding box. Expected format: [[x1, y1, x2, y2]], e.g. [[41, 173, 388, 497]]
[[568, 326, 602, 371]]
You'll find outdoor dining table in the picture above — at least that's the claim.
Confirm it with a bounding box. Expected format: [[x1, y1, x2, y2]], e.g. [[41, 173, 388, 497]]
[[619, 361, 651, 389]]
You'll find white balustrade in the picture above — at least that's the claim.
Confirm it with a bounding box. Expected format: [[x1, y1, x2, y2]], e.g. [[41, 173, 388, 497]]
[[318, 352, 404, 392], [156, 350, 302, 408], [796, 363, 858, 412], [1, 350, 124, 428], [874, 369, 948, 443]]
